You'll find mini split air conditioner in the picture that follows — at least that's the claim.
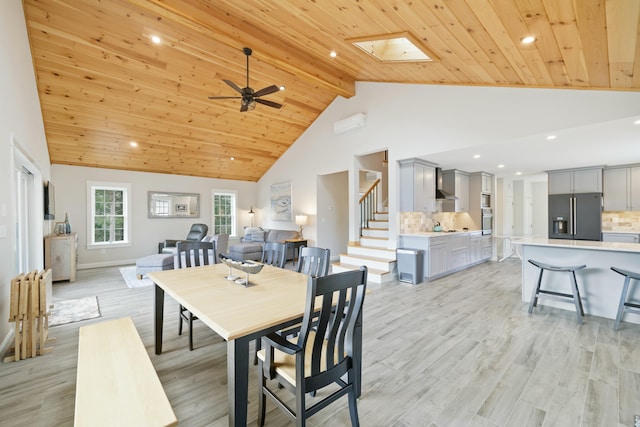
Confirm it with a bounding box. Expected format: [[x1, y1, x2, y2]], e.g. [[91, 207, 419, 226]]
[[333, 113, 366, 135]]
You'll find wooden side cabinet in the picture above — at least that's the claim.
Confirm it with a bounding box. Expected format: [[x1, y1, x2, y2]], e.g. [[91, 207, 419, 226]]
[[44, 232, 78, 282]]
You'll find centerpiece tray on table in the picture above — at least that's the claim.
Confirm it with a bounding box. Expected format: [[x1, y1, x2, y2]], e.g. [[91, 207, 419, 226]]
[[218, 254, 264, 286]]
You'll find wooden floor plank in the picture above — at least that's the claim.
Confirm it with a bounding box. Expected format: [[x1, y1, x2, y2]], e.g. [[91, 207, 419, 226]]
[[0, 260, 639, 426]]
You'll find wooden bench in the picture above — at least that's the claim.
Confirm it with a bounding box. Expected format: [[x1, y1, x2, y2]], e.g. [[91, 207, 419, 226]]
[[75, 317, 177, 427]]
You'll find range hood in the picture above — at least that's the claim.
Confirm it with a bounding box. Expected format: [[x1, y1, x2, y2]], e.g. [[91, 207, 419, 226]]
[[435, 167, 457, 200]]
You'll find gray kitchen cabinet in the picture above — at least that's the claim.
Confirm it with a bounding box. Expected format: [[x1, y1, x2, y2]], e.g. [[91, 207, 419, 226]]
[[469, 231, 482, 263], [442, 169, 469, 212], [603, 165, 640, 211], [481, 235, 493, 260], [481, 174, 493, 194], [428, 236, 448, 277], [602, 233, 640, 243], [632, 167, 640, 210], [469, 172, 494, 231], [399, 158, 436, 212], [447, 234, 469, 270], [603, 167, 629, 210], [400, 231, 491, 281], [547, 167, 602, 194]]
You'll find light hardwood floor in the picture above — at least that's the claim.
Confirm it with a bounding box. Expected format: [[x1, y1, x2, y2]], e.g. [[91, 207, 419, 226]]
[[1, 259, 639, 426]]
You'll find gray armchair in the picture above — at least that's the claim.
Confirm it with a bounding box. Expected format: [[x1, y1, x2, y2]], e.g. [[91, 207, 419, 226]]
[[158, 223, 208, 253]]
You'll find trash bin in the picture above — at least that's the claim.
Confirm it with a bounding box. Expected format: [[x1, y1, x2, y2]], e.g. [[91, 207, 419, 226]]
[[396, 248, 424, 285]]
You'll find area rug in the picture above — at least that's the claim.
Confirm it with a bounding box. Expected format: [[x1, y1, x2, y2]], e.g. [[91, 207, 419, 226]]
[[49, 296, 101, 327], [119, 265, 154, 288]]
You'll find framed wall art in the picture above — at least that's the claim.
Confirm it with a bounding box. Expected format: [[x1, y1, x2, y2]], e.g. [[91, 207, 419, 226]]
[[270, 181, 292, 221]]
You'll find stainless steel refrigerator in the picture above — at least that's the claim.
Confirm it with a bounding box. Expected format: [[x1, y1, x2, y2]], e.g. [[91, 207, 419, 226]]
[[548, 193, 602, 241]]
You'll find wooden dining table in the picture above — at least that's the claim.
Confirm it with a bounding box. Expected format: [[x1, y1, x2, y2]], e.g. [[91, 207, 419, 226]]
[[149, 263, 363, 427]]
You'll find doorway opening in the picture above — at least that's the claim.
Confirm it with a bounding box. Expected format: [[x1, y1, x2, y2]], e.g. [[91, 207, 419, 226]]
[[12, 137, 44, 275]]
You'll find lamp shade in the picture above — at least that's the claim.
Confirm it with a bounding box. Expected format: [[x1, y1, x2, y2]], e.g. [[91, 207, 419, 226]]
[[295, 215, 308, 226]]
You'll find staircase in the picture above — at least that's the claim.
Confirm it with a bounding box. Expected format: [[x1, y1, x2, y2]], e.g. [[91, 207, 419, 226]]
[[332, 211, 397, 285]]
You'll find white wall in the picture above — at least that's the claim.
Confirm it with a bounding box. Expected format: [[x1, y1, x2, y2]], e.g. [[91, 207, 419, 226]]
[[52, 165, 257, 268], [0, 1, 52, 347], [532, 182, 548, 237], [257, 82, 640, 247], [317, 172, 349, 260]]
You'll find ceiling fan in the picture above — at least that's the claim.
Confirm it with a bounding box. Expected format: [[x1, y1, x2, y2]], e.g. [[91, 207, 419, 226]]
[[208, 47, 283, 112]]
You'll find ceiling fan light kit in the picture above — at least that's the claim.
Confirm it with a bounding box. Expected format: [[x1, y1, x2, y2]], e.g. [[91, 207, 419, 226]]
[[208, 47, 283, 112]]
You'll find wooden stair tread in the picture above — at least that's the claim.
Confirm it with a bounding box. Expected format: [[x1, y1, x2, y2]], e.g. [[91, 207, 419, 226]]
[[332, 262, 391, 276], [339, 253, 396, 263], [348, 244, 395, 252]]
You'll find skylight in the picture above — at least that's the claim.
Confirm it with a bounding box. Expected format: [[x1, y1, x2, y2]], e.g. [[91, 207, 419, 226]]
[[348, 32, 436, 63]]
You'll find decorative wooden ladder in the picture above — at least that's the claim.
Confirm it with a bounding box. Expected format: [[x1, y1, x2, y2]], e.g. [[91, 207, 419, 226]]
[[4, 269, 55, 362]]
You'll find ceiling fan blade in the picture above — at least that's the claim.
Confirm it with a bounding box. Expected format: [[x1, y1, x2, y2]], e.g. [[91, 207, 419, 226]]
[[253, 85, 280, 98], [208, 96, 242, 100], [255, 98, 283, 109], [223, 79, 244, 94]]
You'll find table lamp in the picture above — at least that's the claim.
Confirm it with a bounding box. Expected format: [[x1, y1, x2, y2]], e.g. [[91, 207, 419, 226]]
[[295, 215, 308, 239]]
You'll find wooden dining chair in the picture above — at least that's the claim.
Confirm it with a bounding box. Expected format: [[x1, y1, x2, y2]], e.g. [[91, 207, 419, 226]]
[[257, 266, 368, 427], [251, 241, 288, 363], [261, 242, 286, 268], [176, 241, 215, 351], [295, 246, 330, 277]]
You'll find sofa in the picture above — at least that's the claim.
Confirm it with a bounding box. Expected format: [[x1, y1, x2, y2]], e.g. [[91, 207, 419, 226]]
[[227, 227, 299, 261]]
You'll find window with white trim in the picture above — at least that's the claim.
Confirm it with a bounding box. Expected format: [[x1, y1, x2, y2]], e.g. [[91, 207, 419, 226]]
[[212, 190, 237, 237], [87, 182, 131, 247]]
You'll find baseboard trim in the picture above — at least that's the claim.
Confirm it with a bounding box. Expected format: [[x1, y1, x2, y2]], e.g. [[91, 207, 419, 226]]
[[78, 259, 137, 270]]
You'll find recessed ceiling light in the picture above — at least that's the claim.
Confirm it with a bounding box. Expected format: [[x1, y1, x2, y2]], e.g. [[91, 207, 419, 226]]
[[473, 154, 481, 159], [279, 86, 285, 91], [498, 164, 505, 168], [546, 135, 556, 140], [330, 51, 337, 58], [230, 156, 235, 161], [151, 35, 161, 44], [521, 36, 536, 44], [129, 141, 138, 147], [515, 171, 523, 176], [634, 119, 640, 125]]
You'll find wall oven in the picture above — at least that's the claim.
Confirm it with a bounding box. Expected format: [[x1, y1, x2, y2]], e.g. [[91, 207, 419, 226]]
[[482, 208, 493, 235]]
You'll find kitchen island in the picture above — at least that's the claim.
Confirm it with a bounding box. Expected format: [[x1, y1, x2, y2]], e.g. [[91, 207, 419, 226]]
[[515, 238, 640, 325], [399, 230, 492, 281]]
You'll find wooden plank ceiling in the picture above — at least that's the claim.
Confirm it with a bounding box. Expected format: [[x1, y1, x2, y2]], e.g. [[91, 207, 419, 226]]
[[23, 0, 640, 181]]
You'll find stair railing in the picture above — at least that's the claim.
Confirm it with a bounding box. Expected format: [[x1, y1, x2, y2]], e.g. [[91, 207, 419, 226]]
[[359, 179, 380, 237]]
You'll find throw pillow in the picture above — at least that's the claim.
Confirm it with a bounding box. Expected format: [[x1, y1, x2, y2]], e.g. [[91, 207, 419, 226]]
[[250, 230, 266, 242], [244, 227, 265, 242]]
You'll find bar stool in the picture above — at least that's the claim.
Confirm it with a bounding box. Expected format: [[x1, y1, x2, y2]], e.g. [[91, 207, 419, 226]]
[[610, 267, 640, 331], [528, 260, 587, 324]]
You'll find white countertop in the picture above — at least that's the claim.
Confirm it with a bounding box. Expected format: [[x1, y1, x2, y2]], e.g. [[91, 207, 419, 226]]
[[400, 230, 482, 237], [513, 237, 640, 253]]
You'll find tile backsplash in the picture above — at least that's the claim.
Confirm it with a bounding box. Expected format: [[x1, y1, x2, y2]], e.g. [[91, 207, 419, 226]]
[[401, 211, 640, 234], [602, 211, 640, 232], [400, 211, 476, 233]]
